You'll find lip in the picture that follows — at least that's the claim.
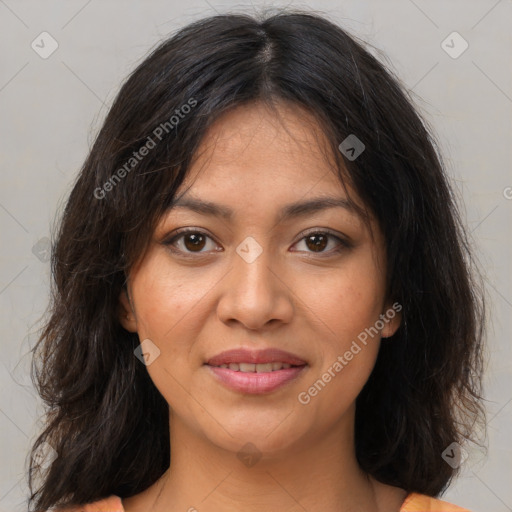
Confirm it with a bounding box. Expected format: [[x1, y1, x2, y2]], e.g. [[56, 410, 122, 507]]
[[205, 348, 307, 394], [205, 348, 306, 366], [206, 365, 307, 394]]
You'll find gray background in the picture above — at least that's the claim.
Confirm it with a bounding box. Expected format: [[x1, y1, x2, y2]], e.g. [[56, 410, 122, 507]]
[[0, 1, 511, 511]]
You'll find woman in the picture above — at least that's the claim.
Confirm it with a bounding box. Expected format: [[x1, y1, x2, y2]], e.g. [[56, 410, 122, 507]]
[[28, 10, 485, 512]]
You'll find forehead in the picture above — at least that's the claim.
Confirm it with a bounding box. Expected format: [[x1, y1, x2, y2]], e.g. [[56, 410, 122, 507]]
[[179, 100, 345, 196]]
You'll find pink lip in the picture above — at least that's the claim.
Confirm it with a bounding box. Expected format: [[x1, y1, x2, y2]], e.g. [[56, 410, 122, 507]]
[[205, 348, 306, 366], [205, 348, 307, 394], [206, 365, 307, 394]]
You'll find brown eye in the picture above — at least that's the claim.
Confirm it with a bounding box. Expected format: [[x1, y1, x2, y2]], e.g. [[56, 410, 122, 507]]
[[305, 233, 329, 252], [293, 230, 349, 256], [164, 229, 219, 256], [183, 232, 207, 252]]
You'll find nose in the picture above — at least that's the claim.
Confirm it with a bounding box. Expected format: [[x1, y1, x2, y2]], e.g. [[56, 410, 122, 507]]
[[216, 239, 294, 331]]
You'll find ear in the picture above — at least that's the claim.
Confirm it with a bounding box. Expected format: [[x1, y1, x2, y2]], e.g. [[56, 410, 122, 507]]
[[380, 300, 402, 339], [118, 286, 138, 332]]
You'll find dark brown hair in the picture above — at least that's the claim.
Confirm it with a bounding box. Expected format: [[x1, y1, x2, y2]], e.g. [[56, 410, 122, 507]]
[[28, 9, 485, 511]]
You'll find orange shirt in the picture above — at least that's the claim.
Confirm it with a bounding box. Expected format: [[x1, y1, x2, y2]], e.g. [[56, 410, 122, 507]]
[[57, 492, 471, 511]]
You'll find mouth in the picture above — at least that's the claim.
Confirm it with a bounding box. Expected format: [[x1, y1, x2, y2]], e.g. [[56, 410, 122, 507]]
[[204, 347, 307, 394], [205, 347, 307, 367], [208, 362, 303, 372]]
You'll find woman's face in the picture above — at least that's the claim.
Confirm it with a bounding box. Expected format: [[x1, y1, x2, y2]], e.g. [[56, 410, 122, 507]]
[[119, 101, 401, 456]]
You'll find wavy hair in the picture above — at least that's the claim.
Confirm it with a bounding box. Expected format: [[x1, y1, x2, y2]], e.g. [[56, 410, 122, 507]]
[[28, 9, 485, 511]]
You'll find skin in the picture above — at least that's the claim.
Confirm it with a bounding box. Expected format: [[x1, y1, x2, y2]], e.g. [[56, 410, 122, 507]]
[[119, 101, 406, 512]]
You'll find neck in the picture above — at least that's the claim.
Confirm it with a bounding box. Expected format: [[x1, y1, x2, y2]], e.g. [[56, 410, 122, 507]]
[[133, 407, 406, 512]]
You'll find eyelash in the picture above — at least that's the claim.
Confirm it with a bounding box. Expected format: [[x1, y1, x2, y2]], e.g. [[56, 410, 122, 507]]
[[162, 227, 351, 258]]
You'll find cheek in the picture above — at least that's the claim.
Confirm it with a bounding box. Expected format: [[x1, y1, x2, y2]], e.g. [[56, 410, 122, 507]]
[[298, 254, 385, 351], [129, 255, 213, 410], [297, 269, 384, 421], [129, 253, 210, 358], [294, 252, 385, 413]]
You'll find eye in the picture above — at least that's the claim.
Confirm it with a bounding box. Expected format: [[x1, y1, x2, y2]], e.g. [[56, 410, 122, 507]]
[[164, 228, 220, 255], [163, 228, 350, 258], [292, 230, 350, 255]]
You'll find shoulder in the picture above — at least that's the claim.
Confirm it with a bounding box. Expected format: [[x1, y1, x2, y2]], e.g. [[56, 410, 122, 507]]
[[53, 495, 124, 512], [400, 492, 472, 511], [51, 492, 471, 512]]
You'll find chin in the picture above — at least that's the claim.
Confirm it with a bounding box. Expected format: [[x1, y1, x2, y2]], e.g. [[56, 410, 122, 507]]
[[205, 418, 307, 457]]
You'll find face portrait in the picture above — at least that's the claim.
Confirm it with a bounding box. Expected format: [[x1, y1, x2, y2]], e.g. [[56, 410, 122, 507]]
[[118, 100, 401, 460], [25, 10, 490, 511]]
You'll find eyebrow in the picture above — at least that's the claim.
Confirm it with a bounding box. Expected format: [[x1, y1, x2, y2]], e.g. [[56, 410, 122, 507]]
[[166, 195, 357, 223]]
